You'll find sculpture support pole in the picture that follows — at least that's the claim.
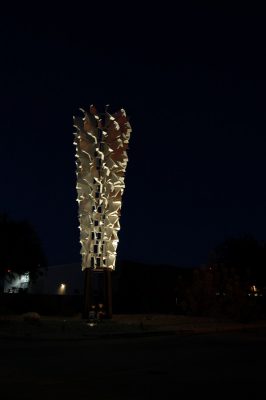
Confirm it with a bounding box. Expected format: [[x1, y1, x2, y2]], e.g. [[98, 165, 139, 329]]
[[104, 269, 112, 319], [83, 269, 112, 319], [83, 268, 92, 319]]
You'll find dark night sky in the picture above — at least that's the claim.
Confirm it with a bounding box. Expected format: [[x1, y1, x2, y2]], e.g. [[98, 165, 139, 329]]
[[1, 3, 266, 267]]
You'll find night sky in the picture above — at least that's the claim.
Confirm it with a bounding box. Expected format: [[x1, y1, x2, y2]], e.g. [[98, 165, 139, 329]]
[[1, 4, 266, 268]]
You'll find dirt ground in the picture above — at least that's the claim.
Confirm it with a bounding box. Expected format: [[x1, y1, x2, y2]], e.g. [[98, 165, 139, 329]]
[[1, 313, 266, 340]]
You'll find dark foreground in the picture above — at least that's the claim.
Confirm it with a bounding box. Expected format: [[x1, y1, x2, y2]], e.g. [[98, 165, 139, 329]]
[[0, 330, 266, 399]]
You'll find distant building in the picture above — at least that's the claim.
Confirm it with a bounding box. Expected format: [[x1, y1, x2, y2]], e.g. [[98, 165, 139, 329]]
[[3, 264, 84, 295], [4, 272, 30, 293], [29, 263, 83, 295]]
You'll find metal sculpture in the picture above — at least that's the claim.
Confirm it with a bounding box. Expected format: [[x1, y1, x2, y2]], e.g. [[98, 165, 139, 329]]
[[73, 105, 132, 317]]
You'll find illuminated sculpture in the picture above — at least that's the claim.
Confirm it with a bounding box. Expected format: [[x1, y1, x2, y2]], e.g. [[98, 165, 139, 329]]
[[73, 105, 132, 316]]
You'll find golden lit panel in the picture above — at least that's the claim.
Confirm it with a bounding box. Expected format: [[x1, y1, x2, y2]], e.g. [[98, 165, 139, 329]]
[[73, 105, 132, 271]]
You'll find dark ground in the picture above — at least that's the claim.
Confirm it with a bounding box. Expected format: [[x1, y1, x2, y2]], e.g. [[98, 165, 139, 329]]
[[1, 314, 266, 339], [0, 315, 266, 400], [0, 328, 266, 399]]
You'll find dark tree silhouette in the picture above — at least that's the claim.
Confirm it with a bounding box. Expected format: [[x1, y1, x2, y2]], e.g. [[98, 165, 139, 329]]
[[207, 234, 266, 286], [0, 214, 47, 283], [180, 234, 266, 320], [112, 260, 183, 314]]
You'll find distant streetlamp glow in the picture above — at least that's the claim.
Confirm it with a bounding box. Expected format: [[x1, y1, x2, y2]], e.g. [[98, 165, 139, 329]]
[[59, 283, 66, 295]]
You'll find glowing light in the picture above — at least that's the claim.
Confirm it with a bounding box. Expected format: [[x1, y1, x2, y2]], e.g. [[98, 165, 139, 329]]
[[21, 273, 29, 283], [250, 285, 258, 293], [58, 283, 66, 295]]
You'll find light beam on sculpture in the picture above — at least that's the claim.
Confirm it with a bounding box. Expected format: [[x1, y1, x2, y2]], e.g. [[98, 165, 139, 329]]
[[73, 105, 132, 276]]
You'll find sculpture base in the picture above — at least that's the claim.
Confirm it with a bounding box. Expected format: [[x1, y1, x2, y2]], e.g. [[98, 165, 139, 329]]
[[82, 268, 112, 319]]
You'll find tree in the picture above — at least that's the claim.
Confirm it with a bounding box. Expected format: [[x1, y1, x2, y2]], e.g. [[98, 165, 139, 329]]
[[203, 234, 266, 320], [207, 234, 266, 286], [0, 213, 47, 283]]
